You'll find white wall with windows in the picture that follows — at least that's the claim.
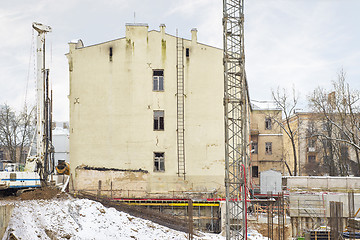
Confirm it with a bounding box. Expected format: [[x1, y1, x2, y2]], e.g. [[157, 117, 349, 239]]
[[67, 24, 225, 195]]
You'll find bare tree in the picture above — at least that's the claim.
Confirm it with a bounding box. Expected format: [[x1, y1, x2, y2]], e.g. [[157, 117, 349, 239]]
[[271, 87, 300, 176], [0, 104, 35, 163], [308, 70, 360, 176]]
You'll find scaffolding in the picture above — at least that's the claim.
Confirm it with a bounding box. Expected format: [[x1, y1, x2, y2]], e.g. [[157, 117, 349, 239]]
[[223, 0, 250, 239], [176, 31, 186, 180]]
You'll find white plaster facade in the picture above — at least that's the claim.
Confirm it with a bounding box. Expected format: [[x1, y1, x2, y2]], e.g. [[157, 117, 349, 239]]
[[66, 24, 225, 197]]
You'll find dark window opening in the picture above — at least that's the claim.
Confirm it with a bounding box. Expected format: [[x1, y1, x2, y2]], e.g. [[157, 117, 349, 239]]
[[109, 47, 113, 61], [308, 155, 316, 163], [153, 70, 164, 91], [154, 152, 165, 172], [252, 166, 259, 178], [186, 48, 190, 57], [153, 110, 164, 130], [265, 118, 272, 130]]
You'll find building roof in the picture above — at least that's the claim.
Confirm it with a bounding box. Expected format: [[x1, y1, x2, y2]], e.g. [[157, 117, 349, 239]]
[[67, 23, 222, 51], [251, 100, 281, 110]]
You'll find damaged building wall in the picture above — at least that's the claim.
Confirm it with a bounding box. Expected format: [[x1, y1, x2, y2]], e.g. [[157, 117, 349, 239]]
[[75, 166, 149, 198], [67, 24, 225, 197]]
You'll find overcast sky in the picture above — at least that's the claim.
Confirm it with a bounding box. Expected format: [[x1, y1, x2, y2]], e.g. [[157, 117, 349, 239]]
[[1, 0, 359, 121]]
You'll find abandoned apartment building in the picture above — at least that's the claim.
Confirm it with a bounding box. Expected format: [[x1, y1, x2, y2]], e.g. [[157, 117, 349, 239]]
[[250, 101, 284, 189], [66, 24, 226, 199]]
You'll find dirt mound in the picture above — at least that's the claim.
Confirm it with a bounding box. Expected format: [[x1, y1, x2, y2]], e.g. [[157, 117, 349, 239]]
[[20, 187, 67, 200]]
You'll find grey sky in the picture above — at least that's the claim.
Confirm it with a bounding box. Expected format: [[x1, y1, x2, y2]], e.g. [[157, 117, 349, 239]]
[[1, 0, 359, 121]]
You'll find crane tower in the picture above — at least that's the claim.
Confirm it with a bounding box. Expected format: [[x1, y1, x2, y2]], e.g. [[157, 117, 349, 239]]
[[223, 0, 250, 239]]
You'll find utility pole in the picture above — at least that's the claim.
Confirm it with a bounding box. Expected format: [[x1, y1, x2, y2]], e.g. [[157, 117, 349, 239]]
[[223, 0, 249, 239]]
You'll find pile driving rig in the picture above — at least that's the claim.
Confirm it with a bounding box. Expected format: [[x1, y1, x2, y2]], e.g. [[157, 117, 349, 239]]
[[0, 22, 54, 191]]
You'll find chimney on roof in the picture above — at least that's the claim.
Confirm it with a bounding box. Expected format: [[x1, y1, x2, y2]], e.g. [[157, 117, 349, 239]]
[[125, 23, 149, 41], [191, 28, 197, 44], [68, 39, 84, 52], [159, 24, 166, 39]]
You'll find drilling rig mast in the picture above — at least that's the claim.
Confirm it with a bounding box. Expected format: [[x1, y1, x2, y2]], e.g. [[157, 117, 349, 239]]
[[223, 0, 250, 239], [0, 22, 53, 191], [26, 22, 54, 182]]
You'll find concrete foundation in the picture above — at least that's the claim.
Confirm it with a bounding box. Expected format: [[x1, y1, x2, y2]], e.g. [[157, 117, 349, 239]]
[[286, 177, 360, 238], [285, 176, 360, 192], [74, 167, 223, 199]]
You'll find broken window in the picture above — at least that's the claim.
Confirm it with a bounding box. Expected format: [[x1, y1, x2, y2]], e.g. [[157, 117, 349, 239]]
[[154, 152, 165, 172], [186, 48, 190, 57], [265, 118, 272, 130], [265, 142, 272, 154], [251, 142, 258, 154], [252, 166, 259, 178], [153, 110, 164, 130], [153, 70, 164, 91]]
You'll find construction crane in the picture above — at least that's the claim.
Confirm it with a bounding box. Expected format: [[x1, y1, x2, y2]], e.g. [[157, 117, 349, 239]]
[[223, 0, 250, 239], [0, 22, 53, 192]]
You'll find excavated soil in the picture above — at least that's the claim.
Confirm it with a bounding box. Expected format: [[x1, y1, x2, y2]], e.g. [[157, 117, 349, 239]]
[[0, 187, 68, 200], [248, 221, 292, 239], [20, 187, 67, 200]]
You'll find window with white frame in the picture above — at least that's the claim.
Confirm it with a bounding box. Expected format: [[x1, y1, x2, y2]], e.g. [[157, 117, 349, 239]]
[[153, 70, 164, 91], [265, 142, 272, 154], [153, 110, 164, 131], [154, 152, 165, 172]]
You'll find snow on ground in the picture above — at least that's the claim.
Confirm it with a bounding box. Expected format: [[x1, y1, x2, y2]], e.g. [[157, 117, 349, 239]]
[[1, 197, 267, 240], [247, 230, 269, 240]]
